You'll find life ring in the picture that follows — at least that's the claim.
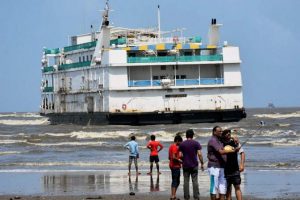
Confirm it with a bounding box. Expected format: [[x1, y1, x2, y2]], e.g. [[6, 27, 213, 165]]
[[122, 104, 127, 110]]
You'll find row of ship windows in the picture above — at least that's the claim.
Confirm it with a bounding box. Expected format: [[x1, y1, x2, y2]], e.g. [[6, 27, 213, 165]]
[[79, 55, 93, 62]]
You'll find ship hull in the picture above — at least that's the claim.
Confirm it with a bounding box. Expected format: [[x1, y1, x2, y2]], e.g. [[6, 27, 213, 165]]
[[42, 109, 246, 125]]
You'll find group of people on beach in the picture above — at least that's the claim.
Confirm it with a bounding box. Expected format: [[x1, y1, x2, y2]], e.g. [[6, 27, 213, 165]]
[[124, 126, 245, 200]]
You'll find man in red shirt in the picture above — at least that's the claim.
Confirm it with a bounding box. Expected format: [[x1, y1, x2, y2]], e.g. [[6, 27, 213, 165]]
[[147, 135, 164, 175], [169, 135, 183, 200]]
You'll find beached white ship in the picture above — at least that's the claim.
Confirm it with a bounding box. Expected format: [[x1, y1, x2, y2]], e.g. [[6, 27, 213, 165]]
[[40, 1, 246, 125]]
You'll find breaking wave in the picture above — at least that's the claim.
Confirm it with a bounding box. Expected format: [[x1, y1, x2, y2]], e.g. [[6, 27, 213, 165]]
[[26, 141, 106, 147], [0, 113, 42, 118], [247, 138, 300, 146], [0, 151, 22, 155], [254, 111, 300, 119], [0, 119, 49, 125], [0, 139, 27, 144]]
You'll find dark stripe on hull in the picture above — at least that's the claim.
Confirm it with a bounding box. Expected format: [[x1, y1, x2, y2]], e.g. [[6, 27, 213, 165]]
[[42, 109, 246, 125]]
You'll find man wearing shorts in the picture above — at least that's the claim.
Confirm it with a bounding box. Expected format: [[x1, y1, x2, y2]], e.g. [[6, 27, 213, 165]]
[[147, 135, 163, 175], [207, 126, 236, 200], [169, 135, 183, 200], [222, 129, 245, 200], [124, 135, 140, 176]]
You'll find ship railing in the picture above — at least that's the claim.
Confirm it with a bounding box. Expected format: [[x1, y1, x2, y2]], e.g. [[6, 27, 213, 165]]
[[58, 61, 91, 71], [63, 41, 97, 52], [128, 78, 224, 87], [44, 48, 60, 55], [42, 86, 54, 93], [127, 55, 222, 63], [42, 66, 55, 73]]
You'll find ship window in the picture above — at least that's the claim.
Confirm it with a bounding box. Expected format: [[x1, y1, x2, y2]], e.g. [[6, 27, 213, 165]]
[[79, 57, 81, 62], [172, 65, 178, 70], [179, 88, 185, 92], [181, 75, 186, 79], [157, 51, 167, 56], [83, 56, 85, 62], [161, 65, 166, 70], [128, 53, 136, 57], [90, 55, 93, 61], [184, 51, 192, 56], [153, 76, 159, 80], [160, 76, 166, 79], [176, 75, 180, 79], [86, 55, 89, 61]]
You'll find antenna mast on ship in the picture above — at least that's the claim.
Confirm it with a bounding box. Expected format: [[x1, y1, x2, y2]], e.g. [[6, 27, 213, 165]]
[[91, 0, 111, 66], [157, 5, 161, 40]]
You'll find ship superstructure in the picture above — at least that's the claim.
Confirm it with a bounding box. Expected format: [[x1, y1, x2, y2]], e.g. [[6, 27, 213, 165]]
[[40, 2, 246, 124]]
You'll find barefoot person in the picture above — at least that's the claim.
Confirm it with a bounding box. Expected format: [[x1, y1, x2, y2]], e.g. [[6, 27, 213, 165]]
[[124, 135, 140, 175], [147, 135, 164, 175], [169, 135, 183, 200], [222, 129, 245, 200], [179, 129, 204, 200], [207, 126, 238, 200]]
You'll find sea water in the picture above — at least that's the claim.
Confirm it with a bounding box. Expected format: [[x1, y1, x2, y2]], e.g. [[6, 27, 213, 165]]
[[0, 108, 299, 198]]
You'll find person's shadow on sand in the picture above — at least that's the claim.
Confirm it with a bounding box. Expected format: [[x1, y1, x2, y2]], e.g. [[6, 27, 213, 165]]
[[150, 174, 160, 192]]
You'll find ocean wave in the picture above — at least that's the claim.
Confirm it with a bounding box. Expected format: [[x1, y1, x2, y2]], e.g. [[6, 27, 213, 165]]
[[0, 151, 22, 155], [254, 111, 300, 119], [0, 119, 49, 125], [0, 139, 27, 144], [0, 160, 169, 168], [26, 141, 106, 146], [247, 138, 300, 146], [0, 113, 42, 118]]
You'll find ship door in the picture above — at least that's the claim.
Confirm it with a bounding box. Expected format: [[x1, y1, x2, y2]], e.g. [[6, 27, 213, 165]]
[[87, 96, 94, 113]]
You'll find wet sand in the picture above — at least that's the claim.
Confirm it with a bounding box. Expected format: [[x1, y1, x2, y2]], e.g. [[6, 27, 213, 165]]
[[0, 169, 299, 199], [0, 194, 299, 200]]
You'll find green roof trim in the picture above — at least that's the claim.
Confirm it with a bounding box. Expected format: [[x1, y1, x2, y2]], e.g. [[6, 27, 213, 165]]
[[58, 61, 91, 71], [44, 48, 60, 55], [64, 41, 97, 52]]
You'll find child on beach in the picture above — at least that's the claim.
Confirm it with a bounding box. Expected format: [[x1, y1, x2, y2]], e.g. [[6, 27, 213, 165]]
[[124, 135, 141, 176], [147, 135, 164, 175], [168, 135, 183, 200]]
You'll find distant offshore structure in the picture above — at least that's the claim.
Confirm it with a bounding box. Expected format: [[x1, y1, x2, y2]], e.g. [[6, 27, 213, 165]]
[[40, 1, 246, 125], [268, 103, 275, 109]]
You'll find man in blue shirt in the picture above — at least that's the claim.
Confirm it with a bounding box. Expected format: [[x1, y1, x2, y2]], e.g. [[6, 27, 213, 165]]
[[124, 135, 141, 176]]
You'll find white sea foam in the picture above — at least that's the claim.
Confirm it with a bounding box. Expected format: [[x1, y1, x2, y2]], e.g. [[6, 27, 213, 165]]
[[0, 119, 49, 125], [0, 160, 168, 168], [0, 113, 42, 118], [0, 151, 22, 155], [0, 139, 27, 144], [254, 111, 300, 119], [247, 138, 300, 146], [44, 130, 144, 140], [0, 134, 13, 137], [71, 131, 133, 139], [26, 141, 105, 146]]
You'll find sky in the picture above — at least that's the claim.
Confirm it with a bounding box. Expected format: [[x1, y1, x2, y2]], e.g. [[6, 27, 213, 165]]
[[0, 0, 299, 112]]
